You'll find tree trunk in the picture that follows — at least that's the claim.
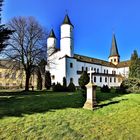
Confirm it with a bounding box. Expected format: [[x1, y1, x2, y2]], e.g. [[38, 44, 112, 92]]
[[25, 71, 30, 91]]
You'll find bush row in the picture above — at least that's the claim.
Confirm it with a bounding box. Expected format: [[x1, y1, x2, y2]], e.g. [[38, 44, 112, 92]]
[[52, 82, 76, 92]]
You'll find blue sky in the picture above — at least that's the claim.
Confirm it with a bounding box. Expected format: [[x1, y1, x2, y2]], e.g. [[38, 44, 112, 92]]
[[2, 0, 140, 61]]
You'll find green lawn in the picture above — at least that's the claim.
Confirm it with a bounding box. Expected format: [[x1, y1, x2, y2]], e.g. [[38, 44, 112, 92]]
[[0, 91, 140, 140]]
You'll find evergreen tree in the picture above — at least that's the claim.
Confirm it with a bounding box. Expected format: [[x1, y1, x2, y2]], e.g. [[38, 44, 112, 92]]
[[129, 50, 140, 78], [67, 82, 76, 92], [37, 70, 42, 90], [136, 58, 140, 79], [0, 0, 13, 53], [78, 71, 90, 90], [63, 77, 67, 87], [45, 71, 51, 90]]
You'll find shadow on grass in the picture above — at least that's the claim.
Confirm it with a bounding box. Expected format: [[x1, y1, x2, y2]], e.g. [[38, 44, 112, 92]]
[[96, 99, 128, 109], [96, 91, 127, 103], [0, 90, 127, 118], [0, 92, 86, 118]]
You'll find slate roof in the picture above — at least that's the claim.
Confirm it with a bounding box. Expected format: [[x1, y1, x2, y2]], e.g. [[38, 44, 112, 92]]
[[62, 14, 73, 27], [74, 54, 116, 67], [109, 34, 120, 57], [73, 54, 130, 68], [48, 29, 56, 38], [117, 60, 131, 68]]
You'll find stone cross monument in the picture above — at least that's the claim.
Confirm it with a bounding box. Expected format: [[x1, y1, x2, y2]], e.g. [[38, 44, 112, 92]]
[[83, 67, 97, 110]]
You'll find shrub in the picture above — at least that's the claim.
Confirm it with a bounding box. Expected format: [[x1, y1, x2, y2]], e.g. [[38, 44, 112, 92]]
[[45, 71, 51, 90], [52, 83, 62, 92], [67, 82, 76, 92], [63, 77, 67, 87], [119, 78, 140, 93], [101, 85, 110, 93], [52, 83, 66, 92], [37, 70, 42, 90], [78, 71, 90, 90]]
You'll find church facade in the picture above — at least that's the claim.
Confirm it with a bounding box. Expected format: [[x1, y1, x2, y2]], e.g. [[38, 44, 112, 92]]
[[46, 15, 130, 87]]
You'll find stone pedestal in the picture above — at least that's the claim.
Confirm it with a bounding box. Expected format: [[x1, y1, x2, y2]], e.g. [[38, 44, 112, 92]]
[[83, 82, 97, 110]]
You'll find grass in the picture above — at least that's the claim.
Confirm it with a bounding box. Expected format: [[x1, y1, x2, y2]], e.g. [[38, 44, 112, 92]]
[[0, 90, 140, 140]]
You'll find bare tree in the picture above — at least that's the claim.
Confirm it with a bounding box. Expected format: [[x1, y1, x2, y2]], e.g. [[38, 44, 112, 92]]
[[4, 17, 47, 91]]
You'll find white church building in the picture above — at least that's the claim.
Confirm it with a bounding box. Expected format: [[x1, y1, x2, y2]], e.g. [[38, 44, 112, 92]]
[[46, 14, 130, 87]]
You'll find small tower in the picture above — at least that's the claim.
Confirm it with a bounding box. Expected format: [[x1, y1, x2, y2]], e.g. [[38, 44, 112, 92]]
[[60, 14, 74, 57], [109, 34, 120, 65], [47, 29, 56, 57]]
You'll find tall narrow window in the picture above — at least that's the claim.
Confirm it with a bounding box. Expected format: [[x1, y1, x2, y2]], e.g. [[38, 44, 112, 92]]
[[104, 70, 106, 74], [70, 63, 73, 68], [94, 68, 96, 73], [105, 77, 107, 83], [82, 67, 84, 72], [107, 70, 108, 74], [86, 67, 88, 72], [100, 77, 102, 82], [114, 77, 116, 83], [110, 77, 112, 83], [97, 68, 99, 73], [94, 77, 96, 83]]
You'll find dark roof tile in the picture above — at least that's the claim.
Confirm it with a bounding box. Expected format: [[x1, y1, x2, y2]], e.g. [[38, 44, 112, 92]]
[[48, 29, 56, 38], [109, 34, 120, 57], [62, 14, 73, 27]]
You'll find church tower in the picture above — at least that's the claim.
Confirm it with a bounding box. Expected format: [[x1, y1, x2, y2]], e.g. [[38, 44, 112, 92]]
[[109, 34, 120, 65], [60, 14, 74, 57], [47, 29, 56, 57]]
